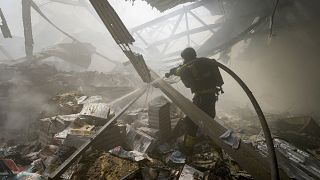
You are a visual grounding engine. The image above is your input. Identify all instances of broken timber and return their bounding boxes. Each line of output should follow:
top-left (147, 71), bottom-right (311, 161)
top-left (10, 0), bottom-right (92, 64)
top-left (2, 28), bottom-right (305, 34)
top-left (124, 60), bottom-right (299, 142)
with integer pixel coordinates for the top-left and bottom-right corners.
top-left (150, 71), bottom-right (289, 180)
top-left (89, 0), bottom-right (152, 83)
top-left (49, 86), bottom-right (148, 179)
top-left (22, 0), bottom-right (34, 60)
top-left (0, 8), bottom-right (12, 38)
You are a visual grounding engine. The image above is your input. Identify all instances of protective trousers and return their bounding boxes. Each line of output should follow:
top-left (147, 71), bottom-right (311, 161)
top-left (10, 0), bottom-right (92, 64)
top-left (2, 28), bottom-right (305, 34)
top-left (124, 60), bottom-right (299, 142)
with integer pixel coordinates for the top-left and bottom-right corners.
top-left (185, 92), bottom-right (216, 137)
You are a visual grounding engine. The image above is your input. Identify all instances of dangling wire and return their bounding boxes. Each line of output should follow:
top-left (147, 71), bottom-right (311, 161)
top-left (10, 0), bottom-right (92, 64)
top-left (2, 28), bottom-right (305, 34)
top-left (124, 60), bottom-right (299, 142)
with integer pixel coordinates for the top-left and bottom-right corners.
top-left (269, 0), bottom-right (280, 38)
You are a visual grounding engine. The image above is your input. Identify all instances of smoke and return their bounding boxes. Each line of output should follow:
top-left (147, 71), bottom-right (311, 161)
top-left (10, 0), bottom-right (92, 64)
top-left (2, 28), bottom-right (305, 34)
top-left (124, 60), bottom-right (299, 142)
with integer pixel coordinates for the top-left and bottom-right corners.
top-left (217, 0), bottom-right (320, 117)
top-left (4, 71), bottom-right (57, 130)
top-left (1, 0), bottom-right (319, 134)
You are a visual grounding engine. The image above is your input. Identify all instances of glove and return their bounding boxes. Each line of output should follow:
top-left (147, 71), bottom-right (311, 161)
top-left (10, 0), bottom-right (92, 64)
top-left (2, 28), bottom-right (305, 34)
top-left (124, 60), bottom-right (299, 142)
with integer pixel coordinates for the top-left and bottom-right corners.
top-left (165, 66), bottom-right (179, 78)
top-left (169, 67), bottom-right (177, 75)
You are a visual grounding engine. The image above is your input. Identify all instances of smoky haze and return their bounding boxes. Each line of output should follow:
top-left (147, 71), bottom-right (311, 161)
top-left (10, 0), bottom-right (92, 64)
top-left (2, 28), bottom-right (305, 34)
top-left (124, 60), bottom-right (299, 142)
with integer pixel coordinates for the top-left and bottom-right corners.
top-left (216, 0), bottom-right (320, 118)
top-left (0, 0), bottom-right (320, 136)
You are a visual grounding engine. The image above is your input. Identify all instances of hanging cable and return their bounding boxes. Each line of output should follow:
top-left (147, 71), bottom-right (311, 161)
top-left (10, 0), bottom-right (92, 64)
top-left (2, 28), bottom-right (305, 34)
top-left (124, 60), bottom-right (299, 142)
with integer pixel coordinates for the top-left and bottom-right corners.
top-left (269, 0), bottom-right (280, 38)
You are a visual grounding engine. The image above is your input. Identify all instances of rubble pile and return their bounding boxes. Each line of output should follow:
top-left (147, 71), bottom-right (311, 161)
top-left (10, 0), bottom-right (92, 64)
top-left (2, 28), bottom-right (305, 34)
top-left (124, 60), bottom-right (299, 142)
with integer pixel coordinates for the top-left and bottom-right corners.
top-left (0, 88), bottom-right (120, 179)
top-left (86, 152), bottom-right (139, 180)
top-left (0, 61), bottom-right (140, 179)
top-left (1, 62), bottom-right (319, 179)
top-left (217, 108), bottom-right (320, 179)
top-left (0, 94), bottom-right (249, 179)
top-left (0, 62), bottom-right (138, 142)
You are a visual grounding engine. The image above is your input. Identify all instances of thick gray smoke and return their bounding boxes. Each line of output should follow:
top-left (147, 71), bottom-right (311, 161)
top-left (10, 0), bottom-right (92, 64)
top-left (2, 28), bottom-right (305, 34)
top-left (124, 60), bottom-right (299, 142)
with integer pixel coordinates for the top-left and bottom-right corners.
top-left (3, 72), bottom-right (56, 130)
top-left (1, 0), bottom-right (319, 135)
top-left (217, 0), bottom-right (320, 117)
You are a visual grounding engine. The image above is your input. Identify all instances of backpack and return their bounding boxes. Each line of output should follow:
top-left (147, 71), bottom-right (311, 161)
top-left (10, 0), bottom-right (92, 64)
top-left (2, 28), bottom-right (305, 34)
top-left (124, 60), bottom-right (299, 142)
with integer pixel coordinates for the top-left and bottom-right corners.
top-left (179, 58), bottom-right (224, 94)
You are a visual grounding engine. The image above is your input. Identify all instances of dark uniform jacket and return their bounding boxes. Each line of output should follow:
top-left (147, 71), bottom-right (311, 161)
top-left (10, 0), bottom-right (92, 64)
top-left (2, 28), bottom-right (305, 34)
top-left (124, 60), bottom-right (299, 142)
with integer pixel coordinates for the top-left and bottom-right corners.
top-left (176, 58), bottom-right (224, 94)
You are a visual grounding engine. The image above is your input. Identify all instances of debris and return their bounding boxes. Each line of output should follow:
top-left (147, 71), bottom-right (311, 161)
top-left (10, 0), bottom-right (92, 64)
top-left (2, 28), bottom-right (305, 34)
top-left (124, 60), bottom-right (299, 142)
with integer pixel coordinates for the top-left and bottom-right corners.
top-left (77, 96), bottom-right (103, 104)
top-left (179, 164), bottom-right (204, 180)
top-left (42, 42), bottom-right (96, 68)
top-left (109, 146), bottom-right (149, 162)
top-left (123, 112), bottom-right (139, 124)
top-left (39, 117), bottom-right (68, 146)
top-left (63, 134), bottom-right (90, 149)
top-left (148, 96), bottom-right (172, 141)
top-left (80, 103), bottom-right (111, 120)
top-left (207, 159), bottom-right (233, 180)
top-left (126, 125), bottom-right (155, 153)
top-left (86, 152), bottom-right (139, 180)
top-left (141, 167), bottom-right (160, 179)
top-left (132, 118), bottom-right (149, 128)
top-left (93, 124), bottom-right (125, 151)
top-left (69, 124), bottom-right (94, 137)
top-left (219, 130), bottom-right (240, 149)
top-left (169, 150), bottom-right (186, 164)
top-left (44, 145), bottom-right (77, 174)
top-left (253, 134), bottom-right (320, 180)
top-left (137, 126), bottom-right (159, 137)
top-left (15, 171), bottom-right (45, 180)
top-left (52, 92), bottom-right (84, 115)
top-left (158, 143), bottom-right (174, 154)
top-left (30, 159), bottom-right (46, 174)
top-left (190, 140), bottom-right (221, 169)
top-left (1, 47), bottom-right (318, 180)
top-left (140, 167), bottom-right (174, 180)
top-left (2, 159), bottom-right (25, 174)
top-left (270, 116), bottom-right (320, 149)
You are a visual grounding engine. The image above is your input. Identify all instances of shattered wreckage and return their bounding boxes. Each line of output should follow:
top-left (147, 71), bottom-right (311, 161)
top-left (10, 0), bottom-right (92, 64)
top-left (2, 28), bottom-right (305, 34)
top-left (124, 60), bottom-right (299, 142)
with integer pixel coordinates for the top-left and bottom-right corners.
top-left (1, 0), bottom-right (320, 180)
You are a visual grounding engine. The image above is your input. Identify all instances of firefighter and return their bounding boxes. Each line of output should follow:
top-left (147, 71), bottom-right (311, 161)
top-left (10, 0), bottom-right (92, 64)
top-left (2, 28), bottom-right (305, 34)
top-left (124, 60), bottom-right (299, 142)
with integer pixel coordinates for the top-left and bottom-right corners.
top-left (165, 47), bottom-right (224, 150)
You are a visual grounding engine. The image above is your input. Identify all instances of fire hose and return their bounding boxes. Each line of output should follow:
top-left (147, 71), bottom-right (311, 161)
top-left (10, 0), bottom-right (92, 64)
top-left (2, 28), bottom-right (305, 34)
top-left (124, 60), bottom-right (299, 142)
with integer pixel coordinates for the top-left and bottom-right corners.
top-left (216, 62), bottom-right (280, 180)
